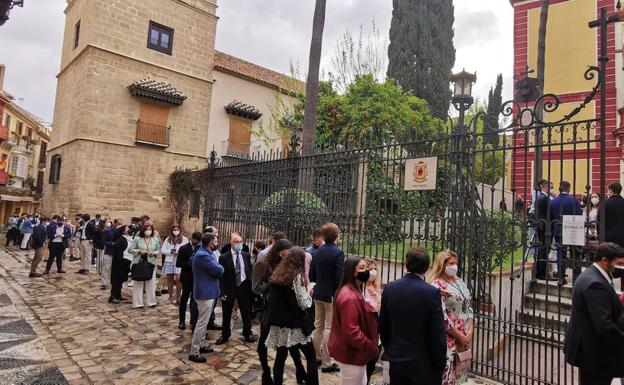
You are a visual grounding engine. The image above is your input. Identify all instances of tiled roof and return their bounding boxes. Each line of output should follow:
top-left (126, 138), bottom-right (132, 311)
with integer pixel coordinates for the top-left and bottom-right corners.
top-left (128, 78), bottom-right (187, 105)
top-left (214, 51), bottom-right (304, 96)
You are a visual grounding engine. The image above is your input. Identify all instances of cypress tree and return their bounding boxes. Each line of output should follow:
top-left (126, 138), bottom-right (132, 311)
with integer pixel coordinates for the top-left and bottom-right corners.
top-left (387, 0), bottom-right (455, 119)
top-left (485, 74), bottom-right (503, 147)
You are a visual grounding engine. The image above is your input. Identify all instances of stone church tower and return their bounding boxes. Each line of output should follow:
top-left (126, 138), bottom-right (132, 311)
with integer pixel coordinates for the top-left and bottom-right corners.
top-left (43, 0), bottom-right (217, 229)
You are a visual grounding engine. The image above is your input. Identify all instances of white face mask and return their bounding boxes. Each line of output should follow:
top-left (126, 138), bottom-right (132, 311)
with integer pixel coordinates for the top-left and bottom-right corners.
top-left (144, 230), bottom-right (153, 237)
top-left (369, 269), bottom-right (378, 282)
top-left (591, 197), bottom-right (600, 206)
top-left (445, 264), bottom-right (458, 277)
top-left (172, 230), bottom-right (180, 236)
top-left (105, 222), bottom-right (112, 228)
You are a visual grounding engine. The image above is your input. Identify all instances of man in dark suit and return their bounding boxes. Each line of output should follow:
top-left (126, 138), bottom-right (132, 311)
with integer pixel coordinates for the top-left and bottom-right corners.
top-left (379, 247), bottom-right (446, 385)
top-left (550, 181), bottom-right (583, 283)
top-left (44, 216), bottom-right (72, 275)
top-left (310, 223), bottom-right (345, 373)
top-left (564, 242), bottom-right (624, 385)
top-left (534, 179), bottom-right (551, 280)
top-left (602, 182), bottom-right (624, 248)
top-left (177, 232), bottom-right (201, 331)
top-left (216, 232), bottom-right (254, 344)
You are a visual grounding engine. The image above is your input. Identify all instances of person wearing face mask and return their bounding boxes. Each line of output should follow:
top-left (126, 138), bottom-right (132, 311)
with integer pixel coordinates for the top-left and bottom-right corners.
top-left (328, 256), bottom-right (379, 385)
top-left (217, 232), bottom-right (255, 345)
top-left (177, 232), bottom-right (202, 330)
top-left (161, 225), bottom-right (188, 305)
top-left (109, 225), bottom-right (133, 304)
top-left (29, 217), bottom-right (50, 277)
top-left (306, 228), bottom-right (324, 254)
top-left (98, 219), bottom-right (116, 290)
top-left (129, 224), bottom-right (161, 309)
top-left (363, 260), bottom-right (381, 384)
top-left (43, 216), bottom-right (72, 275)
top-left (429, 250), bottom-right (473, 385)
top-left (564, 242), bottom-right (624, 385)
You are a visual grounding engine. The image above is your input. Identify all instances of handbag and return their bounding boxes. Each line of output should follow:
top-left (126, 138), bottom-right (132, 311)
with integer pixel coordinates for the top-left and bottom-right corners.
top-left (454, 348), bottom-right (472, 373)
top-left (131, 255), bottom-right (155, 281)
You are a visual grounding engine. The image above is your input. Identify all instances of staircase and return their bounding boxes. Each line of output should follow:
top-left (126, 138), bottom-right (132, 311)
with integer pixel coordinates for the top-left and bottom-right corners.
top-left (516, 279), bottom-right (573, 344)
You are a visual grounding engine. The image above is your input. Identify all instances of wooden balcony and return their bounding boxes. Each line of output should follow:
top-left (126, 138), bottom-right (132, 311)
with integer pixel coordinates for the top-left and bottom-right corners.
top-left (135, 120), bottom-right (170, 148)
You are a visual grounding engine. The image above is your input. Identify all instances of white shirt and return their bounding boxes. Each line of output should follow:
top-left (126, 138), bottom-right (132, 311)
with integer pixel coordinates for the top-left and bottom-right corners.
top-left (232, 250), bottom-right (247, 283)
top-left (161, 236), bottom-right (189, 262)
top-left (52, 225), bottom-right (64, 243)
top-left (256, 244), bottom-right (272, 263)
top-left (593, 263), bottom-right (612, 286)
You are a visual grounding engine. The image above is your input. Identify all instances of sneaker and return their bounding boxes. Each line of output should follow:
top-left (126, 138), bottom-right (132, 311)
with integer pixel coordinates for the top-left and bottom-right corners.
top-left (28, 272), bottom-right (42, 278)
top-left (321, 363), bottom-right (340, 373)
top-left (188, 354), bottom-right (207, 363)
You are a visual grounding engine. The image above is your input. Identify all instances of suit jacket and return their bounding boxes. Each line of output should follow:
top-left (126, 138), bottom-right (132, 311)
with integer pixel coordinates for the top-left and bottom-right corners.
top-left (31, 224), bottom-right (48, 249)
top-left (601, 195), bottom-right (624, 248)
top-left (46, 223), bottom-right (72, 249)
top-left (550, 193), bottom-right (582, 237)
top-left (192, 247), bottom-right (224, 300)
top-left (219, 250), bottom-right (253, 299)
top-left (564, 265), bottom-right (624, 377)
top-left (379, 274), bottom-right (446, 375)
top-left (309, 242), bottom-right (345, 303)
top-left (176, 242), bottom-right (196, 285)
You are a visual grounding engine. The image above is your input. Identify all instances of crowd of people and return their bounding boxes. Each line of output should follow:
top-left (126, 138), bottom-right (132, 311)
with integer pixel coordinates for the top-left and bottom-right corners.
top-left (8, 215), bottom-right (479, 385)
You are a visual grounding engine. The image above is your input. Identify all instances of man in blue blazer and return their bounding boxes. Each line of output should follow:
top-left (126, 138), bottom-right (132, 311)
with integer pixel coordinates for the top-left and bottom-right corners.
top-left (44, 216), bottom-right (72, 275)
top-left (309, 223), bottom-right (345, 373)
top-left (379, 247), bottom-right (446, 385)
top-left (189, 233), bottom-right (224, 363)
top-left (550, 181), bottom-right (583, 282)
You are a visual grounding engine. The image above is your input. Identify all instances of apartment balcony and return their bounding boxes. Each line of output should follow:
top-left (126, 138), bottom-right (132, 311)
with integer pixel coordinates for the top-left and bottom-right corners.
top-left (135, 120), bottom-right (170, 148)
top-left (221, 140), bottom-right (261, 158)
top-left (0, 123), bottom-right (8, 143)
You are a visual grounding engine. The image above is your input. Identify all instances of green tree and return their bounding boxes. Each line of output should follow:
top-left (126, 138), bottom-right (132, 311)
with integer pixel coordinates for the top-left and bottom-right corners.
top-left (485, 74), bottom-right (503, 147)
top-left (387, 0), bottom-right (455, 119)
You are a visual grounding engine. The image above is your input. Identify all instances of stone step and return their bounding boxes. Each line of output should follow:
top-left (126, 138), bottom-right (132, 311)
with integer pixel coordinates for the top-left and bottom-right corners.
top-left (517, 309), bottom-right (569, 333)
top-left (523, 292), bottom-right (572, 315)
top-left (531, 279), bottom-right (573, 299)
top-left (513, 323), bottom-right (566, 344)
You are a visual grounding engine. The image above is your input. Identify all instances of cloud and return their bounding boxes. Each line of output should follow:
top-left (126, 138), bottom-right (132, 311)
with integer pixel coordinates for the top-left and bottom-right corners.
top-left (0, 0), bottom-right (514, 122)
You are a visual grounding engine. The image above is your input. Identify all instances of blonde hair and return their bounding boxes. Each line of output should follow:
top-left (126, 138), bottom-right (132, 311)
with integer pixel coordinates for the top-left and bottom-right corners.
top-left (428, 250), bottom-right (458, 282)
top-left (365, 259), bottom-right (381, 290)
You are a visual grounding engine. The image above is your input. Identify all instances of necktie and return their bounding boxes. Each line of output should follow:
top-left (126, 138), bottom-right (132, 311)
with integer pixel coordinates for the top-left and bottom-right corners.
top-left (235, 253), bottom-right (242, 287)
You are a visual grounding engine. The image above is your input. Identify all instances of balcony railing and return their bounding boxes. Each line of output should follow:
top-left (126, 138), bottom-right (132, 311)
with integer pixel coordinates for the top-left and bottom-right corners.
top-left (135, 120), bottom-right (170, 148)
top-left (221, 140), bottom-right (261, 158)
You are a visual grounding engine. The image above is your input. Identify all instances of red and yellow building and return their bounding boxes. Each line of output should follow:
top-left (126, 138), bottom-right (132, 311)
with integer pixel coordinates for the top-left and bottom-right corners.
top-left (510, 0), bottom-right (622, 196)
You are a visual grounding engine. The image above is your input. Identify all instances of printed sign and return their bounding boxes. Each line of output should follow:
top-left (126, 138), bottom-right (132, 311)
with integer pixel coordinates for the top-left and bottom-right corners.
top-left (404, 157), bottom-right (438, 191)
top-left (562, 215), bottom-right (586, 246)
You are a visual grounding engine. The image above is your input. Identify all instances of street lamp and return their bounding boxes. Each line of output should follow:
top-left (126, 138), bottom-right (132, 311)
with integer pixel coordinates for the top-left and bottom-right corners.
top-left (0, 0), bottom-right (24, 27)
top-left (451, 69), bottom-right (477, 128)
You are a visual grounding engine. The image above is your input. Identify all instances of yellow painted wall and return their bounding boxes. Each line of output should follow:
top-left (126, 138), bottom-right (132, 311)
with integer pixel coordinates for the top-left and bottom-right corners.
top-left (542, 159), bottom-right (590, 194)
top-left (527, 101), bottom-right (596, 148)
top-left (528, 0), bottom-right (597, 95)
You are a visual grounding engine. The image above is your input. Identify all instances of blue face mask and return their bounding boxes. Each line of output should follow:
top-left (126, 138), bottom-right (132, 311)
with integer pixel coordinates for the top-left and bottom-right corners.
top-left (233, 244), bottom-right (243, 253)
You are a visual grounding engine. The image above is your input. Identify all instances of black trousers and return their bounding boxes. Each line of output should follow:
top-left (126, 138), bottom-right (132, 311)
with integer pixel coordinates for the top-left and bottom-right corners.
top-left (579, 370), bottom-right (612, 385)
top-left (536, 228), bottom-right (548, 278)
top-left (272, 341), bottom-right (318, 385)
top-left (179, 279), bottom-right (198, 326)
top-left (257, 323), bottom-right (308, 382)
top-left (110, 258), bottom-right (131, 300)
top-left (5, 228), bottom-right (18, 246)
top-left (221, 280), bottom-right (252, 338)
top-left (366, 349), bottom-right (381, 384)
top-left (45, 243), bottom-right (65, 272)
top-left (389, 360), bottom-right (442, 385)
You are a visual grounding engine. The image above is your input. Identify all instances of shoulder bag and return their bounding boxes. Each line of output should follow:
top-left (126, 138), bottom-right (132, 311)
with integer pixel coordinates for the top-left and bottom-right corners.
top-left (131, 255), bottom-right (155, 281)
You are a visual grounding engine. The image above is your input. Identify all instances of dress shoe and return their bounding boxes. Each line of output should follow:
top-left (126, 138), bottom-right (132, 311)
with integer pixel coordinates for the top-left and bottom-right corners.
top-left (28, 272), bottom-right (42, 278)
top-left (58, 270), bottom-right (66, 274)
top-left (75, 269), bottom-right (88, 275)
top-left (69, 256), bottom-right (80, 262)
top-left (188, 354), bottom-right (207, 363)
top-left (199, 346), bottom-right (214, 354)
top-left (243, 335), bottom-right (257, 344)
top-left (108, 297), bottom-right (120, 304)
top-left (215, 337), bottom-right (229, 345)
top-left (178, 323), bottom-right (186, 330)
top-left (42, 270), bottom-right (49, 275)
top-left (321, 363), bottom-right (340, 373)
top-left (206, 323), bottom-right (221, 330)
top-left (149, 304), bottom-right (157, 309)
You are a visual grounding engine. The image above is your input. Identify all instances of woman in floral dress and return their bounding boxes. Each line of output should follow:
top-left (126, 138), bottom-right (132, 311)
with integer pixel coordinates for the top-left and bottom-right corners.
top-left (429, 250), bottom-right (474, 385)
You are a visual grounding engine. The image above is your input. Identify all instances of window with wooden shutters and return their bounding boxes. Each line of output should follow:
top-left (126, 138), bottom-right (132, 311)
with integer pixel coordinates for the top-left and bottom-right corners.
top-left (136, 102), bottom-right (170, 147)
top-left (227, 116), bottom-right (252, 156)
top-left (49, 154), bottom-right (61, 184)
top-left (189, 190), bottom-right (201, 219)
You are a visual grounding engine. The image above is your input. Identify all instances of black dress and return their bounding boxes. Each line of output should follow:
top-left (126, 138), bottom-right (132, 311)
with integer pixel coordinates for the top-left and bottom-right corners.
top-left (110, 236), bottom-right (131, 300)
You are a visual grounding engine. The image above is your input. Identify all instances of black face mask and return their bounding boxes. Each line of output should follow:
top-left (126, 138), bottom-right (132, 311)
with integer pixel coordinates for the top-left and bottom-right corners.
top-left (612, 265), bottom-right (624, 279)
top-left (356, 270), bottom-right (370, 283)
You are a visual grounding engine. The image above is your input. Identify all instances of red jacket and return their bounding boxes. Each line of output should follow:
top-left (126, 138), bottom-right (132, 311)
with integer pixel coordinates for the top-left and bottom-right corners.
top-left (328, 284), bottom-right (379, 365)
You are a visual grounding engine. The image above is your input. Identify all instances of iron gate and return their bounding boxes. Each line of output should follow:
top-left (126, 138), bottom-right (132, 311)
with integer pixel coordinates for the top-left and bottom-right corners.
top-left (199, 31), bottom-right (611, 385)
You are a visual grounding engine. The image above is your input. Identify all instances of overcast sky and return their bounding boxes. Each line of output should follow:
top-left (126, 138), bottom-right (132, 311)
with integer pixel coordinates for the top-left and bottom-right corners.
top-left (0, 0), bottom-right (513, 123)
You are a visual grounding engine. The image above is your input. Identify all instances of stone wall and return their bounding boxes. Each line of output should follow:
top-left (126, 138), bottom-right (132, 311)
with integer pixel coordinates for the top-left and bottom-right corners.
top-left (44, 0), bottom-right (218, 232)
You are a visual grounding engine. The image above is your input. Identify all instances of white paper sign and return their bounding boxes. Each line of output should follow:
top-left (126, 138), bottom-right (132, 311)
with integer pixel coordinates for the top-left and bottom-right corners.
top-left (404, 157), bottom-right (438, 191)
top-left (562, 215), bottom-right (586, 246)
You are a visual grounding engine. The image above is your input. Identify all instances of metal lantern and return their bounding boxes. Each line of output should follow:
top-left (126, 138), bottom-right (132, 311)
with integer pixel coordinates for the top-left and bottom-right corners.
top-left (0, 0), bottom-right (24, 26)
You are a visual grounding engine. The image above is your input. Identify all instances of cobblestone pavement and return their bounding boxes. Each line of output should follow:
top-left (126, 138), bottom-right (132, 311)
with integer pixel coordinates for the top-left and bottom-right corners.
top-left (0, 245), bottom-right (500, 385)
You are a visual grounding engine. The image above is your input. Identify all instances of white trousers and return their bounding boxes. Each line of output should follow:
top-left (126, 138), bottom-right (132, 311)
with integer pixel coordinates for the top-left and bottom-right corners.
top-left (132, 271), bottom-right (156, 308)
top-left (21, 233), bottom-right (31, 249)
top-left (100, 253), bottom-right (112, 287)
top-left (189, 299), bottom-right (216, 356)
top-left (339, 363), bottom-right (367, 385)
